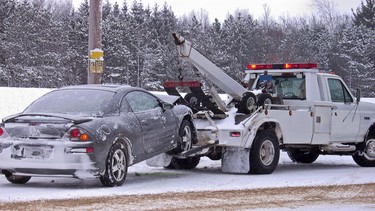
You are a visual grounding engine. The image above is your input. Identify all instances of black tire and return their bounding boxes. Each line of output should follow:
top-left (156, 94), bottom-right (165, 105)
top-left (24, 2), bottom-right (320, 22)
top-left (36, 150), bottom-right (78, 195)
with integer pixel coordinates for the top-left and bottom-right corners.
top-left (165, 119), bottom-right (200, 170)
top-left (5, 174), bottom-right (31, 184)
top-left (207, 147), bottom-right (222, 160)
top-left (238, 92), bottom-right (257, 114)
top-left (170, 120), bottom-right (194, 154)
top-left (165, 156), bottom-right (200, 170)
top-left (100, 142), bottom-right (128, 187)
top-left (287, 149), bottom-right (320, 163)
top-left (250, 130), bottom-right (279, 174)
top-left (257, 94), bottom-right (273, 108)
top-left (184, 93), bottom-right (200, 108)
top-left (352, 139), bottom-right (375, 167)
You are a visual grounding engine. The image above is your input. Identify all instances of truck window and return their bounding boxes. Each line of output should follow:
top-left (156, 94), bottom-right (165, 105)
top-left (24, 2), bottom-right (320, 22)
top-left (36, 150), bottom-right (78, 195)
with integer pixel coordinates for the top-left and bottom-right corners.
top-left (256, 75), bottom-right (306, 100)
top-left (327, 78), bottom-right (353, 103)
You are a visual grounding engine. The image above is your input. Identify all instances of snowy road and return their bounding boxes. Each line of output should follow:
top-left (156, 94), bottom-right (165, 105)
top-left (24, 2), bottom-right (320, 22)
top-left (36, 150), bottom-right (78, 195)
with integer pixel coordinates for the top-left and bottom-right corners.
top-left (1, 153), bottom-right (375, 210)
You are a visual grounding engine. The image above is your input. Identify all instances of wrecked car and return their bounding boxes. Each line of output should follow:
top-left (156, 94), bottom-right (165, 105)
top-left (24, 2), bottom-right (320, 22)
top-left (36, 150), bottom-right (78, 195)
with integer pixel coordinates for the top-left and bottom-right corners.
top-left (0, 85), bottom-right (195, 187)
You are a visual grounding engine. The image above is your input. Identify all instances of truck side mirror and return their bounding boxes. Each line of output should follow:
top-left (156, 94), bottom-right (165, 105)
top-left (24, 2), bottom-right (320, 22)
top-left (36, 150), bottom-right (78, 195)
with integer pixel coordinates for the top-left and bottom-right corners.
top-left (356, 89), bottom-right (361, 103)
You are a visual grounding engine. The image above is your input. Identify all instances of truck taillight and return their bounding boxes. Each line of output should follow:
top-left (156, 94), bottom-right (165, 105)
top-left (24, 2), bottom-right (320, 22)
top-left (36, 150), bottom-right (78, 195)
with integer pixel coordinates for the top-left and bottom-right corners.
top-left (230, 132), bottom-right (241, 137)
top-left (247, 63), bottom-right (317, 70)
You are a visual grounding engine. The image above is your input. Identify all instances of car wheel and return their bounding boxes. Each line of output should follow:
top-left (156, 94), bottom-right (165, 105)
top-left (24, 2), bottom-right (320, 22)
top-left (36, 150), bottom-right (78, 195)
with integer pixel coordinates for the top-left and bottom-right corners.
top-left (165, 157), bottom-right (201, 170)
top-left (250, 130), bottom-right (279, 174)
top-left (100, 142), bottom-right (128, 187)
top-left (5, 174), bottom-right (31, 184)
top-left (353, 138), bottom-right (375, 167)
top-left (238, 92), bottom-right (257, 114)
top-left (287, 148), bottom-right (320, 163)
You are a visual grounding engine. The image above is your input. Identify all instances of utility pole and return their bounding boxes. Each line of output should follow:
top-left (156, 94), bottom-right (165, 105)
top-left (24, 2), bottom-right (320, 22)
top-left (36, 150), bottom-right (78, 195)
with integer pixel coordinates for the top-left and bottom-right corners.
top-left (88, 0), bottom-right (103, 84)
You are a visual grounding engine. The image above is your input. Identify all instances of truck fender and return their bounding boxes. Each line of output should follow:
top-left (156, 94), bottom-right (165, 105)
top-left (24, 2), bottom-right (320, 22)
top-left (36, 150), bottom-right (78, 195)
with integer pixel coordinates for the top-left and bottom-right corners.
top-left (243, 118), bottom-right (283, 149)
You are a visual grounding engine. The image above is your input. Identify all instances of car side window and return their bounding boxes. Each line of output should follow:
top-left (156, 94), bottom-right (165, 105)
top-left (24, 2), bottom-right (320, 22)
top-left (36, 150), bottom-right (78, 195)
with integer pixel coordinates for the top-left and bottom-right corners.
top-left (327, 78), bottom-right (353, 103)
top-left (120, 97), bottom-right (132, 113)
top-left (124, 91), bottom-right (160, 112)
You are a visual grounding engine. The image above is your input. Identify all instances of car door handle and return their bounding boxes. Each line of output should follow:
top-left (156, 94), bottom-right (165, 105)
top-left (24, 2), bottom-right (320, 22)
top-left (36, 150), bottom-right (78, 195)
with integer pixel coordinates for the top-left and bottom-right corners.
top-left (141, 120), bottom-right (148, 126)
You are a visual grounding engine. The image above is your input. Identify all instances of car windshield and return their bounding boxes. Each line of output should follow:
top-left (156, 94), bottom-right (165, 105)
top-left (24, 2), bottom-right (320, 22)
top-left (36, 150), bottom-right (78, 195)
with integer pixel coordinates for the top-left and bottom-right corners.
top-left (24, 89), bottom-right (115, 116)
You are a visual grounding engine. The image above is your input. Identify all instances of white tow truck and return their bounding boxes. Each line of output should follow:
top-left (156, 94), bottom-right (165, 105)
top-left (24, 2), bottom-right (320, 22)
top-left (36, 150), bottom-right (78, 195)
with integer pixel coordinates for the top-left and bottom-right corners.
top-left (148, 33), bottom-right (375, 174)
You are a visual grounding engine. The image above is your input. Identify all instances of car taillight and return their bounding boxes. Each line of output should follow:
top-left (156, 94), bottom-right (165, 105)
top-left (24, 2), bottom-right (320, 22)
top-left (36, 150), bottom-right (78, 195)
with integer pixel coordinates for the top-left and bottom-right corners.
top-left (0, 127), bottom-right (3, 137)
top-left (69, 128), bottom-right (90, 142)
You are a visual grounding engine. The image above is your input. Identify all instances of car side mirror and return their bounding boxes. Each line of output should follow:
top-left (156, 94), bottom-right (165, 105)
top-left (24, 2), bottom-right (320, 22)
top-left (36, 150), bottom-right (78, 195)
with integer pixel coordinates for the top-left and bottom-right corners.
top-left (161, 102), bottom-right (174, 111)
top-left (356, 89), bottom-right (361, 103)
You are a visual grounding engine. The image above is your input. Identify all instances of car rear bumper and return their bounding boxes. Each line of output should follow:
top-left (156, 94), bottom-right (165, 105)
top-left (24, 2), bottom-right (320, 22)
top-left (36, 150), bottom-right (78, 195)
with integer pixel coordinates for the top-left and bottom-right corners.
top-left (0, 139), bottom-right (99, 178)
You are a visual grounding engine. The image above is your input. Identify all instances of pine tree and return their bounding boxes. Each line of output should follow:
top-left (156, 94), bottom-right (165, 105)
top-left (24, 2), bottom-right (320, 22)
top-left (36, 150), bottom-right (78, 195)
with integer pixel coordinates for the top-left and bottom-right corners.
top-left (352, 0), bottom-right (375, 29)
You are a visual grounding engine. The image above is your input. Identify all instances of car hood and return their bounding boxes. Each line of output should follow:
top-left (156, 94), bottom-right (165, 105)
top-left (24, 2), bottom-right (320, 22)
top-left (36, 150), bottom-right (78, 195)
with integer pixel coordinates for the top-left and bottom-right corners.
top-left (2, 113), bottom-right (93, 139)
top-left (155, 94), bottom-right (180, 105)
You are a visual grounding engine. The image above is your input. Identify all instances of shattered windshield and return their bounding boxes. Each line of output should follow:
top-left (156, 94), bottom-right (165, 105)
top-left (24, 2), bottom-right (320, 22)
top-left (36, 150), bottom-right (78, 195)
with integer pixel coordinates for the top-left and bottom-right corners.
top-left (24, 89), bottom-right (115, 116)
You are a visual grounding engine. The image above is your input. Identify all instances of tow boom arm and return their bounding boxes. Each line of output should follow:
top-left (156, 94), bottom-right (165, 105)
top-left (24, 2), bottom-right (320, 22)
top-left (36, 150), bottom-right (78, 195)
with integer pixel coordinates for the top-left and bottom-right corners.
top-left (172, 33), bottom-right (247, 101)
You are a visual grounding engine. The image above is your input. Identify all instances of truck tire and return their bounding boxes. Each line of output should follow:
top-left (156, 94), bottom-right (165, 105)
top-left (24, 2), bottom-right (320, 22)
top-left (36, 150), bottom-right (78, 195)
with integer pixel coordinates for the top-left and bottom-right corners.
top-left (250, 130), bottom-right (279, 174)
top-left (257, 94), bottom-right (273, 108)
top-left (352, 138), bottom-right (375, 167)
top-left (287, 149), bottom-right (320, 163)
top-left (239, 92), bottom-right (257, 114)
top-left (164, 157), bottom-right (200, 170)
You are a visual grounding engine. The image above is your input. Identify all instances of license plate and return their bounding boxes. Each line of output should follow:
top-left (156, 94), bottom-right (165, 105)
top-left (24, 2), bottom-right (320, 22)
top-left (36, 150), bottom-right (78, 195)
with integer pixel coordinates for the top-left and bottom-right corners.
top-left (12, 145), bottom-right (54, 160)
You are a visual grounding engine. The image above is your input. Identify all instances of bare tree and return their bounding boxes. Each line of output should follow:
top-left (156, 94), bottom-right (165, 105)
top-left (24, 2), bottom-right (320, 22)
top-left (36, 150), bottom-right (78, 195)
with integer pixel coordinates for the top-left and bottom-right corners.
top-left (311, 0), bottom-right (338, 34)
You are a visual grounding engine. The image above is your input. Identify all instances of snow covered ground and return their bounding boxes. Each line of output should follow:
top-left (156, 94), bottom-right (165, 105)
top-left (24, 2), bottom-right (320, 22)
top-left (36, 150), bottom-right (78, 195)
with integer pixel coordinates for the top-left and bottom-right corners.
top-left (0, 87), bottom-right (375, 210)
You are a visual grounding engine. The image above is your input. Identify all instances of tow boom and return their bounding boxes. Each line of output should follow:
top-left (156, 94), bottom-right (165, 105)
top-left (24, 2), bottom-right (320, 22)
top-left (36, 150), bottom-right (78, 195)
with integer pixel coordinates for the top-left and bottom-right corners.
top-left (172, 33), bottom-right (247, 101)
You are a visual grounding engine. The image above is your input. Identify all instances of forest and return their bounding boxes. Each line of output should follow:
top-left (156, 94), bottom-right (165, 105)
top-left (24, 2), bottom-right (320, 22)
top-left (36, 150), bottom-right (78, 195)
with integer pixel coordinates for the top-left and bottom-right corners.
top-left (0, 0), bottom-right (374, 96)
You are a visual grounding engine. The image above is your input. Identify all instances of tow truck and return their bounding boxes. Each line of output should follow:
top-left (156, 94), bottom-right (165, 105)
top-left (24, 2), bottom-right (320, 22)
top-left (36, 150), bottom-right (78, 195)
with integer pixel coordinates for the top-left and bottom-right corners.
top-left (148, 33), bottom-right (375, 174)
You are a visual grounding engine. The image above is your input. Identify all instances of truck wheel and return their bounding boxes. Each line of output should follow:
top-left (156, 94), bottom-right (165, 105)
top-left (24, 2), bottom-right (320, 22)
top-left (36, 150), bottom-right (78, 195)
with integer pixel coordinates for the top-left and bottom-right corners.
top-left (100, 142), bottom-right (128, 187)
top-left (353, 138), bottom-right (375, 167)
top-left (287, 149), bottom-right (320, 163)
top-left (184, 93), bottom-right (200, 108)
top-left (257, 94), bottom-right (273, 108)
top-left (5, 174), bottom-right (31, 184)
top-left (164, 157), bottom-right (200, 170)
top-left (239, 92), bottom-right (257, 114)
top-left (250, 130), bottom-right (279, 174)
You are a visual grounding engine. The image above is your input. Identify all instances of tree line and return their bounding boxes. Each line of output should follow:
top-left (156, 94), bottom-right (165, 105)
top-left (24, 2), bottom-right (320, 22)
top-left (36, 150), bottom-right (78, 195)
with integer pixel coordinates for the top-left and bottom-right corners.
top-left (0, 0), bottom-right (374, 96)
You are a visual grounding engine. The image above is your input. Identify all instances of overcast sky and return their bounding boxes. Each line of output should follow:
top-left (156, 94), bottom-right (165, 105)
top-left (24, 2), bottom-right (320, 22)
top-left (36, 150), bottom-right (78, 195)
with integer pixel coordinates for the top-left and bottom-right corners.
top-left (72, 0), bottom-right (363, 22)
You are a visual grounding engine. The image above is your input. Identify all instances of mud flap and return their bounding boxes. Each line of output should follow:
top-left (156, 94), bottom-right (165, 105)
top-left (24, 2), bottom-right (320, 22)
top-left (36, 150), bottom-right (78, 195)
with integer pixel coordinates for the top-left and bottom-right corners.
top-left (146, 153), bottom-right (173, 167)
top-left (221, 147), bottom-right (250, 174)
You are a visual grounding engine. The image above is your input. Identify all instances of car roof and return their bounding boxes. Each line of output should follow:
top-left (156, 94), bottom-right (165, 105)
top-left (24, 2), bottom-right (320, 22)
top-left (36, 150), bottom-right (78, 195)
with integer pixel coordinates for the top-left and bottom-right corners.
top-left (58, 84), bottom-right (137, 93)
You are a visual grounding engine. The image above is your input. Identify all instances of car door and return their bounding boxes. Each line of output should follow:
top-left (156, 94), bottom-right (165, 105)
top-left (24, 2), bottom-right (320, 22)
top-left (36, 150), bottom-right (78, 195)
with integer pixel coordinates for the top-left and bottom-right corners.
top-left (118, 97), bottom-right (144, 160)
top-left (124, 91), bottom-right (171, 154)
top-left (327, 78), bottom-right (360, 142)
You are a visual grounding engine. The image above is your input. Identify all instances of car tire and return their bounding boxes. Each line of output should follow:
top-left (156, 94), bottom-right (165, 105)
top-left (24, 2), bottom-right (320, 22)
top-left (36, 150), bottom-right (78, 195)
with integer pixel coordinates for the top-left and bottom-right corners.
top-left (238, 92), bottom-right (257, 114)
top-left (287, 149), bottom-right (320, 163)
top-left (353, 138), bottom-right (375, 167)
top-left (5, 174), bottom-right (31, 184)
top-left (249, 130), bottom-right (279, 174)
top-left (165, 119), bottom-right (200, 170)
top-left (100, 142), bottom-right (128, 187)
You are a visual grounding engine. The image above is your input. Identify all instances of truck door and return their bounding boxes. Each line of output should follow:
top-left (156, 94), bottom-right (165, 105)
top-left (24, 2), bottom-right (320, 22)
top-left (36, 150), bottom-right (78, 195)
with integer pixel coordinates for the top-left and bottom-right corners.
top-left (327, 78), bottom-right (360, 142)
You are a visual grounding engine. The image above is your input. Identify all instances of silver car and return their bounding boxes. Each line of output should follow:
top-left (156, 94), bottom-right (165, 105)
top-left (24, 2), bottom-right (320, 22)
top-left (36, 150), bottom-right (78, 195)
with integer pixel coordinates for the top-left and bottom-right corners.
top-left (0, 85), bottom-right (196, 187)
